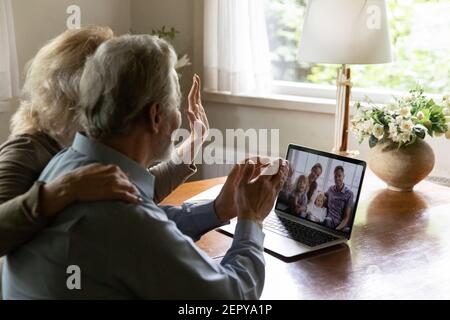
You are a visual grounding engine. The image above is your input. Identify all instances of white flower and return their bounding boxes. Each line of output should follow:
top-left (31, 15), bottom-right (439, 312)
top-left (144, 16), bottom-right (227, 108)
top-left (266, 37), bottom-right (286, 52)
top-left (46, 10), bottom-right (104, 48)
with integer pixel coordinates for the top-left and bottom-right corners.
top-left (399, 133), bottom-right (412, 143)
top-left (400, 120), bottom-right (414, 134)
top-left (372, 124), bottom-right (385, 140)
top-left (388, 122), bottom-right (397, 133)
top-left (351, 120), bottom-right (359, 133)
top-left (444, 95), bottom-right (450, 108)
top-left (417, 111), bottom-right (425, 120)
top-left (358, 132), bottom-right (368, 142)
top-left (351, 115), bottom-right (363, 124)
top-left (443, 108), bottom-right (450, 116)
top-left (404, 96), bottom-right (412, 103)
top-left (361, 104), bottom-right (372, 112)
top-left (384, 114), bottom-right (394, 124)
top-left (363, 119), bottom-right (374, 133)
top-left (388, 122), bottom-right (399, 141)
top-left (356, 109), bottom-right (365, 118)
top-left (399, 106), bottom-right (411, 117)
top-left (391, 132), bottom-right (400, 142)
top-left (353, 121), bottom-right (363, 135)
top-left (386, 103), bottom-right (398, 112)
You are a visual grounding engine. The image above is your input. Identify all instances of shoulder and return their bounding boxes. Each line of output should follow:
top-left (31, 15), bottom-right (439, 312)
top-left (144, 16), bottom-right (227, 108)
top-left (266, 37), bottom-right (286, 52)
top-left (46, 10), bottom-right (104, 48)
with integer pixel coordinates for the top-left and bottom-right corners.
top-left (0, 134), bottom-right (61, 201)
top-left (0, 135), bottom-right (37, 159)
top-left (0, 133), bottom-right (60, 155)
top-left (0, 134), bottom-right (60, 171)
top-left (344, 186), bottom-right (354, 197)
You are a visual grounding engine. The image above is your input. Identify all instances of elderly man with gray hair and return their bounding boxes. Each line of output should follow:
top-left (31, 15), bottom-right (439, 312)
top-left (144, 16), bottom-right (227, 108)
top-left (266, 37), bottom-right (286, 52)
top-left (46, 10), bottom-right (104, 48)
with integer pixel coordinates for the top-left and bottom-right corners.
top-left (3, 34), bottom-right (288, 299)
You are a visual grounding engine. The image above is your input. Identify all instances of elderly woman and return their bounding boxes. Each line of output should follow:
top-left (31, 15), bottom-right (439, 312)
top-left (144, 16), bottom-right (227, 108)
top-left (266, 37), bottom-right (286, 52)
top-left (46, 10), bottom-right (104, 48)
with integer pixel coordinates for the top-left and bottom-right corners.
top-left (0, 27), bottom-right (208, 288)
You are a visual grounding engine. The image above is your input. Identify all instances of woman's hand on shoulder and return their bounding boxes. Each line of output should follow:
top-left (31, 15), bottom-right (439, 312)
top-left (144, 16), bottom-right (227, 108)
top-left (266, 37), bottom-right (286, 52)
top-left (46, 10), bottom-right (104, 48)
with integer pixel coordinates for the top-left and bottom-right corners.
top-left (40, 163), bottom-right (142, 217)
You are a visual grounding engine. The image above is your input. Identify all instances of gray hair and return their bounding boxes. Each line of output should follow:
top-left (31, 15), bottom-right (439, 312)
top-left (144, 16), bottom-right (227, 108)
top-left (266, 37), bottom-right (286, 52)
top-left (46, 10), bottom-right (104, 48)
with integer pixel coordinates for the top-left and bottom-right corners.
top-left (79, 34), bottom-right (181, 139)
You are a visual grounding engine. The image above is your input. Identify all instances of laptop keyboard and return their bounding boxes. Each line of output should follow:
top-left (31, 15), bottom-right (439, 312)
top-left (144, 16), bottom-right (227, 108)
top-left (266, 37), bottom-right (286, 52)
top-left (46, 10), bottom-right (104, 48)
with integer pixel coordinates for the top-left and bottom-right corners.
top-left (263, 214), bottom-right (338, 247)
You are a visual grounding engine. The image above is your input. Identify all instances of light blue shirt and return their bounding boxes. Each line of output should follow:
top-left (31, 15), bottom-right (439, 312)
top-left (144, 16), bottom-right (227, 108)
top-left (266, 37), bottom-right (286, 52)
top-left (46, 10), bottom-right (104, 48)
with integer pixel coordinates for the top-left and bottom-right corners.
top-left (3, 133), bottom-right (265, 299)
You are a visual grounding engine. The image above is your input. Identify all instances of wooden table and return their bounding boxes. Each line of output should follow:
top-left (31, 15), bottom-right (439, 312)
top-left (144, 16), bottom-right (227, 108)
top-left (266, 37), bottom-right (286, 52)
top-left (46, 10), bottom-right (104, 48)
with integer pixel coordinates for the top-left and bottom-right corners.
top-left (161, 170), bottom-right (450, 299)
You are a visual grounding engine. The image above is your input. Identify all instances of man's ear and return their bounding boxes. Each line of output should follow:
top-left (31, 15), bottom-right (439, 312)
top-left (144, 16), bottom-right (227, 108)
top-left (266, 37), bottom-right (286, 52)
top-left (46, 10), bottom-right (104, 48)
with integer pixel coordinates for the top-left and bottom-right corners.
top-left (147, 102), bottom-right (161, 134)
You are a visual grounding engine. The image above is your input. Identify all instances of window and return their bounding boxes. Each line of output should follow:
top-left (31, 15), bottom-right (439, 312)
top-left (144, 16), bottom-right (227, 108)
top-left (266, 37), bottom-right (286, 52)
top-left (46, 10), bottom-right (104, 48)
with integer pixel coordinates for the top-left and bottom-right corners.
top-left (265, 0), bottom-right (450, 96)
top-left (0, 0), bottom-right (19, 101)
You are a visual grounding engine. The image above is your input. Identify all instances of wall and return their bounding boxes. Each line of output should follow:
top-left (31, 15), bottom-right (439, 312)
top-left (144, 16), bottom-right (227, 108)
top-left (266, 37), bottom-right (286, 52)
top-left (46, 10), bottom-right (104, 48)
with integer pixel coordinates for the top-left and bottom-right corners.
top-left (129, 0), bottom-right (450, 180)
top-left (130, 0), bottom-right (196, 115)
top-left (0, 0), bottom-right (131, 142)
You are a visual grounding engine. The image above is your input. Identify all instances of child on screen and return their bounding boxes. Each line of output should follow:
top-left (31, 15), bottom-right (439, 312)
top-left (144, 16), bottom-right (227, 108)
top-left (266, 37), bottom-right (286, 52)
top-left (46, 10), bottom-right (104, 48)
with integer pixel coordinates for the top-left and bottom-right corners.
top-left (289, 175), bottom-right (308, 217)
top-left (306, 193), bottom-right (327, 223)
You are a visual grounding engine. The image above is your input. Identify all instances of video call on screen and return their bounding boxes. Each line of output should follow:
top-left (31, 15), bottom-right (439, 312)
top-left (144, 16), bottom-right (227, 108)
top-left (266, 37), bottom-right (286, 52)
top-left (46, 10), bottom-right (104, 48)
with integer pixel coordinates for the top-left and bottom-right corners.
top-left (276, 149), bottom-right (364, 234)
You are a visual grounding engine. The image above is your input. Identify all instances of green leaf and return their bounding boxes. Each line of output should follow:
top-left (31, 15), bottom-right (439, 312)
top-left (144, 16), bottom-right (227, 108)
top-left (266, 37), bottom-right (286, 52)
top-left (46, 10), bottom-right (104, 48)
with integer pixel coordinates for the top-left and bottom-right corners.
top-left (413, 125), bottom-right (427, 139)
top-left (369, 135), bottom-right (378, 148)
top-left (426, 99), bottom-right (435, 108)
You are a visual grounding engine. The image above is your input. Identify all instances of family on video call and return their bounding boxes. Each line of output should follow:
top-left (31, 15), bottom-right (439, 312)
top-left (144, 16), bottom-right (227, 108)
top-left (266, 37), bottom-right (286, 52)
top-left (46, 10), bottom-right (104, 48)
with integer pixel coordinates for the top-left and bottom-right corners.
top-left (278, 159), bottom-right (355, 232)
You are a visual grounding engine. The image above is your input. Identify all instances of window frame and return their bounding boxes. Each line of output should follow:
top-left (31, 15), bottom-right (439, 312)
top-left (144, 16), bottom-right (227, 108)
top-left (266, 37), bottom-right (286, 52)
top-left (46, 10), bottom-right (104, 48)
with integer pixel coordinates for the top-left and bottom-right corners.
top-left (195, 0), bottom-right (445, 113)
top-left (271, 80), bottom-right (444, 105)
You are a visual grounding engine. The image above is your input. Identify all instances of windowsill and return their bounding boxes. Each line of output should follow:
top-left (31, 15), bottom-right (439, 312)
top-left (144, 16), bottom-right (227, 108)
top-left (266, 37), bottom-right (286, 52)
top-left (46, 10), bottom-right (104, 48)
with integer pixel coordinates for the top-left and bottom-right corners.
top-left (203, 90), bottom-right (357, 115)
top-left (203, 80), bottom-right (444, 115)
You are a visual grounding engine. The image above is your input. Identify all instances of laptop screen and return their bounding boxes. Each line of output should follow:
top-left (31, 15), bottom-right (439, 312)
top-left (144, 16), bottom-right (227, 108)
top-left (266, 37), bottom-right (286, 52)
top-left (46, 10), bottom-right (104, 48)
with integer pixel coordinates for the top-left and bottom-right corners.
top-left (275, 144), bottom-right (366, 239)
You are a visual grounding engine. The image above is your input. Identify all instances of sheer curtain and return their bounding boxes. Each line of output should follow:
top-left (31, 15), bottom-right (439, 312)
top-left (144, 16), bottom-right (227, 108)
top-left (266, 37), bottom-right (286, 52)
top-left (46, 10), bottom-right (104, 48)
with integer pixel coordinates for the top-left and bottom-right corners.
top-left (204, 0), bottom-right (272, 95)
top-left (0, 0), bottom-right (19, 100)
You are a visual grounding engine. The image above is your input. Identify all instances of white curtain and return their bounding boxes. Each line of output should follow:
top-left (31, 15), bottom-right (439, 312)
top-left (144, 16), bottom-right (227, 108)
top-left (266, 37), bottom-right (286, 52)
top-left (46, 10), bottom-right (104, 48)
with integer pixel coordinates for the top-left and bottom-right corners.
top-left (204, 0), bottom-right (272, 95)
top-left (0, 0), bottom-right (19, 100)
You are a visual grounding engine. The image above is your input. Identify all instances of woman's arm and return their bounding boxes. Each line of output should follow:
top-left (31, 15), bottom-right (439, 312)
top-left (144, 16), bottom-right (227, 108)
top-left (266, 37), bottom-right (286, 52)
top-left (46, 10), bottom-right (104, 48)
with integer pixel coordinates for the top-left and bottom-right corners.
top-left (0, 163), bottom-right (141, 257)
top-left (149, 160), bottom-right (196, 203)
top-left (0, 182), bottom-right (48, 257)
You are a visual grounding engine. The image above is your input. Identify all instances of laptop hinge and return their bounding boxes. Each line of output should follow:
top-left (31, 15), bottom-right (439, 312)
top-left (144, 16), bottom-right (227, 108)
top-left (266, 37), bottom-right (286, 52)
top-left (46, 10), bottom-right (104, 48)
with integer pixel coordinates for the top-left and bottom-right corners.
top-left (274, 210), bottom-right (346, 239)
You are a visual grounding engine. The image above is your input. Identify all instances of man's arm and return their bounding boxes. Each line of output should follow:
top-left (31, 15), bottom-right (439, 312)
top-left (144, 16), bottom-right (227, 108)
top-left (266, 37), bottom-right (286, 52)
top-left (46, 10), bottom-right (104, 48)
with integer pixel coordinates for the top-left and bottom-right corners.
top-left (336, 206), bottom-right (351, 230)
top-left (111, 205), bottom-right (265, 299)
top-left (336, 191), bottom-right (354, 230)
top-left (160, 201), bottom-right (227, 242)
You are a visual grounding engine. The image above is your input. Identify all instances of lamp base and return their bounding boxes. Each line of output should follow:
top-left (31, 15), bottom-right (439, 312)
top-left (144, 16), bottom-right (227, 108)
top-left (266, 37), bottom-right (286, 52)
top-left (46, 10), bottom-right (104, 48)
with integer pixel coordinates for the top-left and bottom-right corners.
top-left (334, 65), bottom-right (353, 154)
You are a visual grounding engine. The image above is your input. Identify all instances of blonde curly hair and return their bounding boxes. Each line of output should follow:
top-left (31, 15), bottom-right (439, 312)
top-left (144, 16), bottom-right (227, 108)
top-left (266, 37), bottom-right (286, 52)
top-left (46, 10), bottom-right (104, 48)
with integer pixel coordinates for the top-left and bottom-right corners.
top-left (10, 26), bottom-right (114, 146)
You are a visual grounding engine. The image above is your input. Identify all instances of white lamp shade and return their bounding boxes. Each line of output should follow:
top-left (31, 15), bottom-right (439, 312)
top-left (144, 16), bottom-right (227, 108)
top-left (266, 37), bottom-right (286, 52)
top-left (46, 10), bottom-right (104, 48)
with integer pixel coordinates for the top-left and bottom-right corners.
top-left (299, 0), bottom-right (392, 64)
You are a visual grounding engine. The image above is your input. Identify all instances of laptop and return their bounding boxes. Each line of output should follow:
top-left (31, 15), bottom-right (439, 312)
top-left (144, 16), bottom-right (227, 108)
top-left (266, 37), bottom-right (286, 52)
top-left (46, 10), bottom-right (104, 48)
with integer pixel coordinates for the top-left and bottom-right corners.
top-left (217, 144), bottom-right (366, 258)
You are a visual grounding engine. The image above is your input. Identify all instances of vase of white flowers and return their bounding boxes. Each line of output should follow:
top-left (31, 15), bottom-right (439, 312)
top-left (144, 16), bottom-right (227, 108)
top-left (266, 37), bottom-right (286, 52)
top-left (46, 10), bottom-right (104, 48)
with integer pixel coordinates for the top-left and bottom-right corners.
top-left (351, 88), bottom-right (450, 192)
